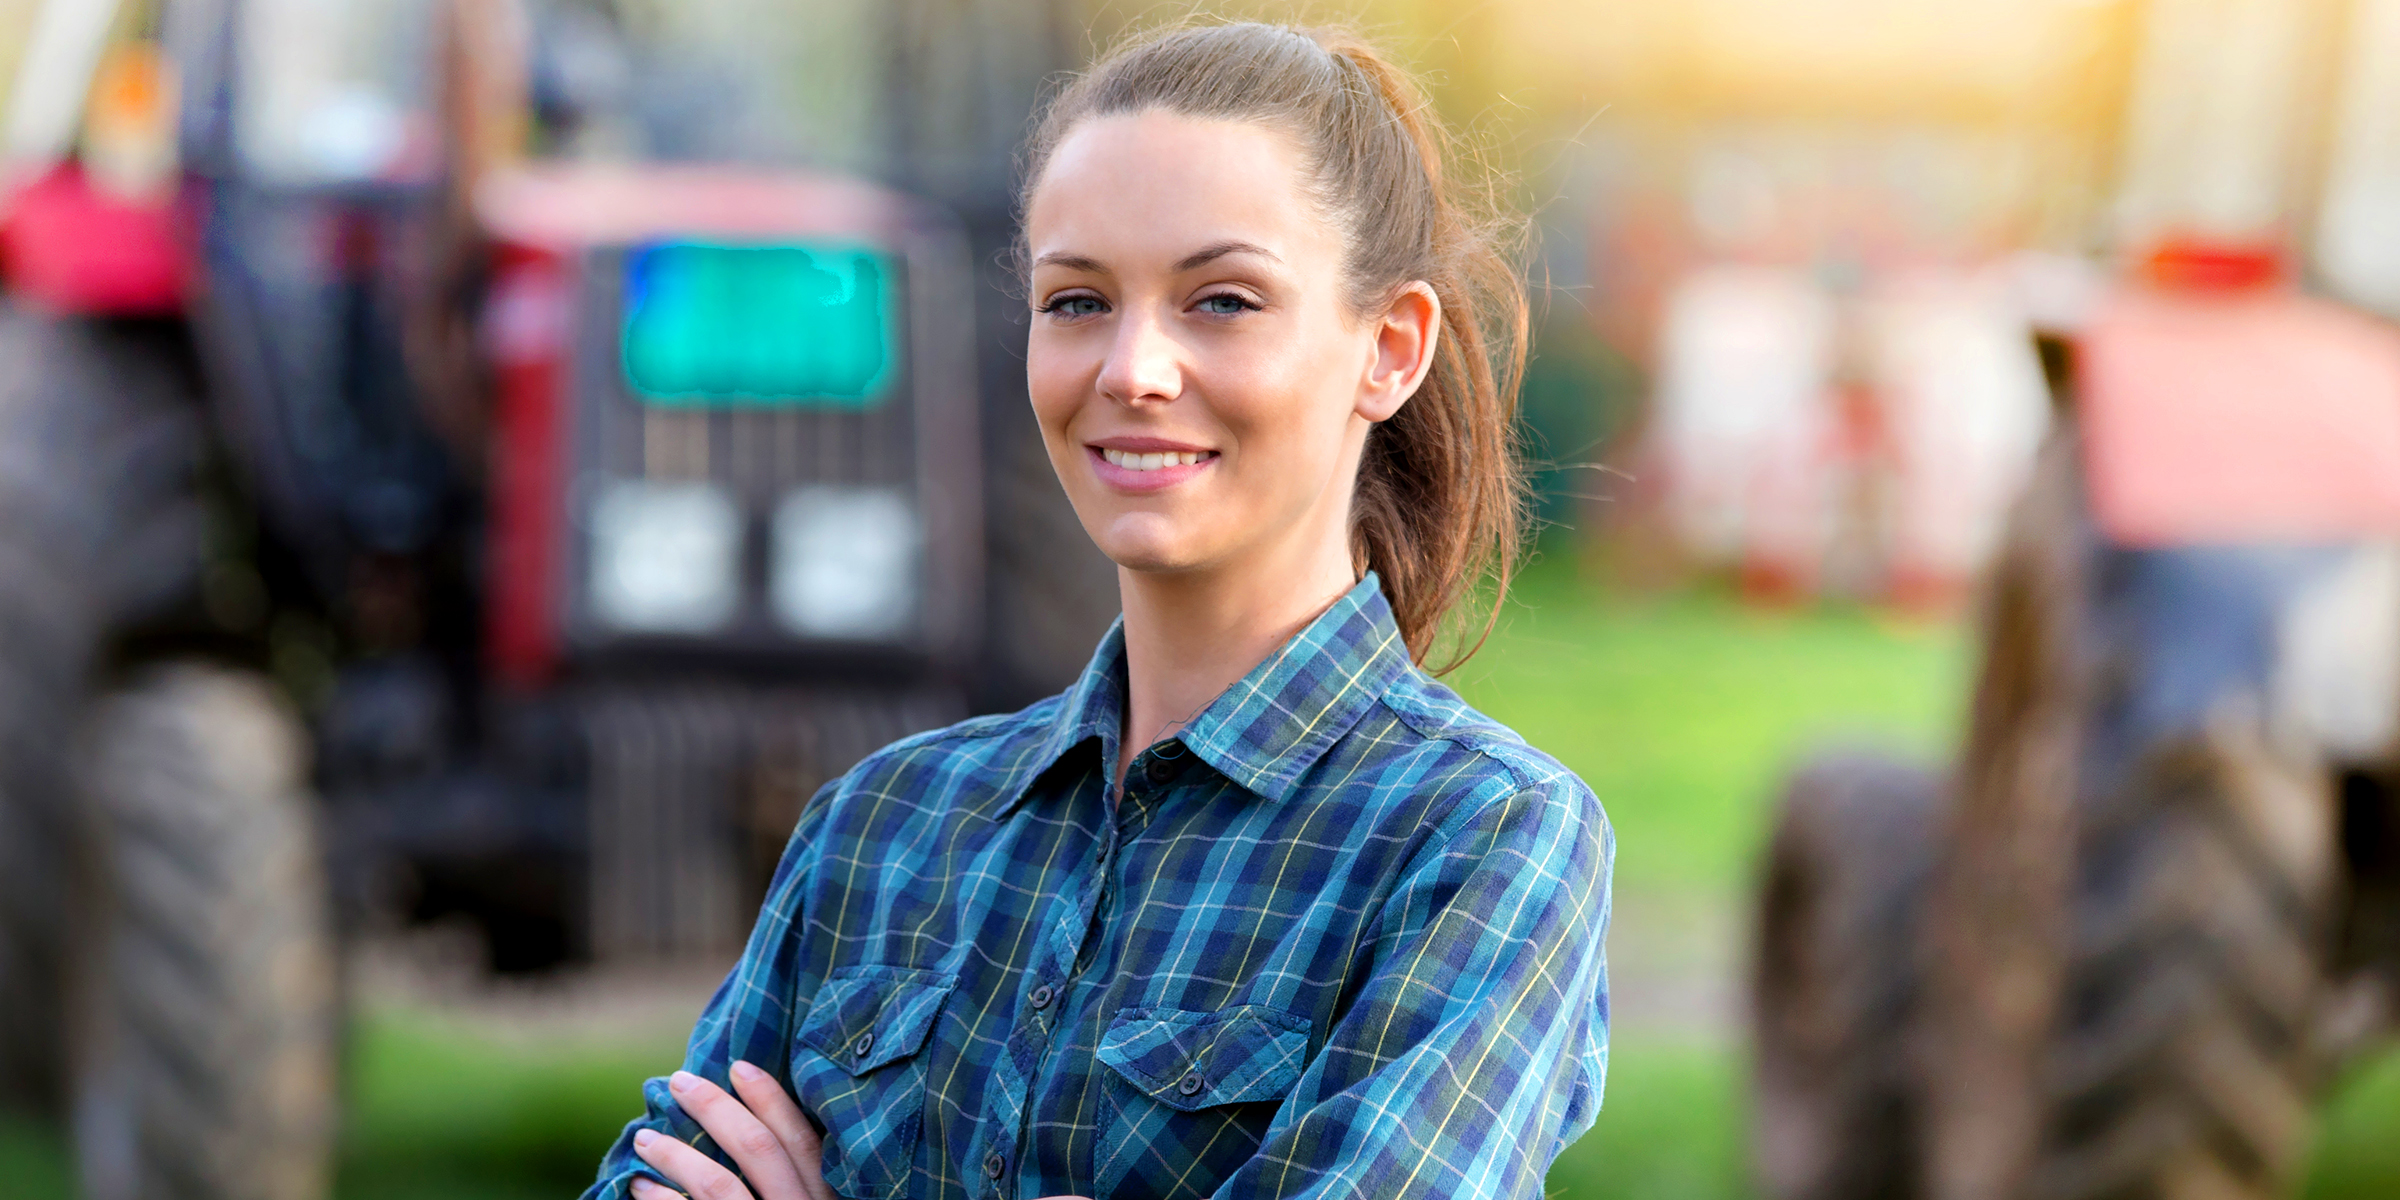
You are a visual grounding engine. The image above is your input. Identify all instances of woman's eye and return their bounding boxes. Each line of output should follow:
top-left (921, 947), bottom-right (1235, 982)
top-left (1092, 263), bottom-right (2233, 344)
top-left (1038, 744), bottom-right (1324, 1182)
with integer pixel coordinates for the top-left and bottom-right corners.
top-left (1197, 294), bottom-right (1257, 316)
top-left (1042, 295), bottom-right (1107, 319)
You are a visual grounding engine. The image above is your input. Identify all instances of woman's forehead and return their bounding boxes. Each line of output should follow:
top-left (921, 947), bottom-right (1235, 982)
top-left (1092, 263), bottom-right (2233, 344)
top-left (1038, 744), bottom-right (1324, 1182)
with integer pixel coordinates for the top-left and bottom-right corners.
top-left (1025, 111), bottom-right (1340, 271)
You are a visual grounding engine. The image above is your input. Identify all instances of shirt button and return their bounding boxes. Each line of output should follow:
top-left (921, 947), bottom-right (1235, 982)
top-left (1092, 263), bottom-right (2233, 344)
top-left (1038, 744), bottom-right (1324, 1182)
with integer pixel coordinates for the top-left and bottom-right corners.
top-left (983, 1151), bottom-right (1006, 1179)
top-left (1028, 984), bottom-right (1054, 1010)
top-left (851, 1032), bottom-right (874, 1058)
top-left (1177, 1070), bottom-right (1204, 1096)
top-left (1145, 755), bottom-right (1174, 784)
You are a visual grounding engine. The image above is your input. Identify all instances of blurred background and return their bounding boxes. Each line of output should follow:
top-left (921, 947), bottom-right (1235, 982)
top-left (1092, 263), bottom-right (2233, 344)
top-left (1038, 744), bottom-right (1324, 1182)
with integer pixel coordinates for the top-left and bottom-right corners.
top-left (1, 0), bottom-right (2399, 1198)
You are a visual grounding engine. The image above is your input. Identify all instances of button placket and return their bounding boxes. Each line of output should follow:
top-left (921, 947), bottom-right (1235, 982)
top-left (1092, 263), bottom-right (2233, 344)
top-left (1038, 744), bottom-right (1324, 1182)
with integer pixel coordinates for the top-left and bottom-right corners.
top-left (983, 782), bottom-right (1120, 1200)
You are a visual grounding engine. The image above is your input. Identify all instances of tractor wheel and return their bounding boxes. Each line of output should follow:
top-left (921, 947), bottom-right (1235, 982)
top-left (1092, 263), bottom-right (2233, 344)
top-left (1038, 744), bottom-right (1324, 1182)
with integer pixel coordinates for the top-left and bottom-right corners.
top-left (1752, 751), bottom-right (1941, 1200)
top-left (0, 309), bottom-right (205, 1113)
top-left (2019, 731), bottom-right (2333, 1200)
top-left (71, 664), bottom-right (338, 1200)
top-left (1917, 432), bottom-right (2341, 1200)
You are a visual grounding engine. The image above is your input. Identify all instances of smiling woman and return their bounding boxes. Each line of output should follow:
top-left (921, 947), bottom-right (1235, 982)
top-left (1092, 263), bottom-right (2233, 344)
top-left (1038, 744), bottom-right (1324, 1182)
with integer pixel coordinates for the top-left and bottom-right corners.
top-left (585, 21), bottom-right (1611, 1200)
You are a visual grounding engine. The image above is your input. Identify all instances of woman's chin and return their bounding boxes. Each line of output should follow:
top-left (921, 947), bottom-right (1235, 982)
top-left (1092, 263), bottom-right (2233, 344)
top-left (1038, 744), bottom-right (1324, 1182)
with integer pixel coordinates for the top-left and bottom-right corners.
top-left (1088, 516), bottom-right (1217, 576)
top-left (1098, 542), bottom-right (1207, 575)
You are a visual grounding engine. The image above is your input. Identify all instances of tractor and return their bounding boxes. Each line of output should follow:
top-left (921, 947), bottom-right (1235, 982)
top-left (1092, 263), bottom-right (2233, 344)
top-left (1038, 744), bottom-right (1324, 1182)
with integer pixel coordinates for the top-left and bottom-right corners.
top-left (1751, 2), bottom-right (2400, 1199)
top-left (0, 1), bottom-right (1103, 1197)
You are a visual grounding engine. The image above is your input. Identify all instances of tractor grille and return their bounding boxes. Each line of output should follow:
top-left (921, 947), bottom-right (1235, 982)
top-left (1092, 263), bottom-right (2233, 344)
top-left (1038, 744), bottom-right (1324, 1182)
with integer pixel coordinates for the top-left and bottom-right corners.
top-left (574, 248), bottom-right (920, 504)
top-left (584, 683), bottom-right (961, 958)
top-left (554, 243), bottom-right (979, 658)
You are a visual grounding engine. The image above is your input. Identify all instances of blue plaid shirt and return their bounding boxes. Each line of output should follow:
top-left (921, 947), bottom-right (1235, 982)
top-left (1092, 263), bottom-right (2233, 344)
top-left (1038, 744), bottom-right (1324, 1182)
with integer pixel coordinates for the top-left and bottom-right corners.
top-left (587, 574), bottom-right (1612, 1200)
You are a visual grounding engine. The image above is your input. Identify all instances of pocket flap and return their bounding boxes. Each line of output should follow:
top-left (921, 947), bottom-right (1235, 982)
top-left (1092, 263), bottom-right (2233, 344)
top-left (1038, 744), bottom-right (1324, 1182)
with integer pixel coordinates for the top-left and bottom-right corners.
top-left (1096, 1005), bottom-right (1311, 1112)
top-left (796, 965), bottom-right (957, 1077)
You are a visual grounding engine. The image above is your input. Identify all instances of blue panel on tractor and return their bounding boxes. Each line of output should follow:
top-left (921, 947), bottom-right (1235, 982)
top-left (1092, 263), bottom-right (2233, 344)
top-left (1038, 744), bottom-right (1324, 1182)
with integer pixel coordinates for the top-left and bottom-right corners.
top-left (621, 241), bottom-right (897, 408)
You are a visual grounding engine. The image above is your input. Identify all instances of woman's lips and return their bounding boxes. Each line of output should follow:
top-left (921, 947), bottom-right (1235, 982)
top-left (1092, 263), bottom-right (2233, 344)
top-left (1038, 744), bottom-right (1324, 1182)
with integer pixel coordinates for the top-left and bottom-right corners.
top-left (1087, 444), bottom-right (1218, 492)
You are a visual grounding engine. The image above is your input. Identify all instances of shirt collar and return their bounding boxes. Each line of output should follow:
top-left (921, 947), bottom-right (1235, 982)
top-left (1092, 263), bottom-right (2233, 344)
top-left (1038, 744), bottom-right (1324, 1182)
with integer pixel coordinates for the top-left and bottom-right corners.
top-left (999, 573), bottom-right (1414, 814)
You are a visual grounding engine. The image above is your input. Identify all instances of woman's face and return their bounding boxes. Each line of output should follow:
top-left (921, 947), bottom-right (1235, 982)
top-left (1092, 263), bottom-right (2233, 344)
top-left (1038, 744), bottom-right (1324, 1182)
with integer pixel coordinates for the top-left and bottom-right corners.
top-left (1023, 111), bottom-right (1432, 579)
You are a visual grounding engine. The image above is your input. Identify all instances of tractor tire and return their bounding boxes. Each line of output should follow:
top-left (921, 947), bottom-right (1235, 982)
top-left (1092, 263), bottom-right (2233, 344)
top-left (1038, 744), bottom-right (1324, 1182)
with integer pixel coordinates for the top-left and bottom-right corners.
top-left (1753, 751), bottom-right (1942, 1200)
top-left (0, 308), bottom-right (205, 1114)
top-left (2020, 730), bottom-right (2333, 1200)
top-left (71, 664), bottom-right (338, 1200)
top-left (1917, 432), bottom-right (2341, 1200)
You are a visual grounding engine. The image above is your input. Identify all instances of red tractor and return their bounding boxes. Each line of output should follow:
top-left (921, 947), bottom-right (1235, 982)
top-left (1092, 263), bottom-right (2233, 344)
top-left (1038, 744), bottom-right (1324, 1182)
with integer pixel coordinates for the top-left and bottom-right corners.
top-left (0, 2), bottom-right (1100, 1197)
top-left (1752, 2), bottom-right (2400, 1198)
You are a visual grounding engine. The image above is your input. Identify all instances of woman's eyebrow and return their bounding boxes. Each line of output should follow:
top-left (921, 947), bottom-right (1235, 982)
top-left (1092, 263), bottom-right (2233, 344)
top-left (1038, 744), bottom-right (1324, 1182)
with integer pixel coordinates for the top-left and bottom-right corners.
top-left (1032, 251), bottom-right (1110, 274)
top-left (1173, 240), bottom-right (1280, 272)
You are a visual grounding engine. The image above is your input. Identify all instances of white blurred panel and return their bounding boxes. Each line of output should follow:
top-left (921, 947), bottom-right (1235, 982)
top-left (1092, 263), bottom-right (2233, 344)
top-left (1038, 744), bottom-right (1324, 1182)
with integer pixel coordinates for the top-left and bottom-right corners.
top-left (237, 0), bottom-right (434, 183)
top-left (2275, 542), bottom-right (2400, 762)
top-left (1868, 270), bottom-right (2051, 585)
top-left (2114, 0), bottom-right (2313, 244)
top-left (2315, 0), bottom-right (2400, 314)
top-left (1653, 266), bottom-right (1837, 569)
top-left (771, 486), bottom-right (919, 641)
top-left (3, 0), bottom-right (122, 166)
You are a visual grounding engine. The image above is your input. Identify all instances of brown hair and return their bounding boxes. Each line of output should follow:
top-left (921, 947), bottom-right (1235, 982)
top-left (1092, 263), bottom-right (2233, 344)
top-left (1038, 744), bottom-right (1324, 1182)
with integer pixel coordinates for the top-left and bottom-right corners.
top-left (1021, 21), bottom-right (1528, 668)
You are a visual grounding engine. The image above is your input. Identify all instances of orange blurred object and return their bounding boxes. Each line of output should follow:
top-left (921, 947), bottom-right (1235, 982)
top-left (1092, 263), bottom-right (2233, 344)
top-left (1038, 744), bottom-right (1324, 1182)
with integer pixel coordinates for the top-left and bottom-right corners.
top-left (81, 41), bottom-right (178, 199)
top-left (2135, 236), bottom-right (2285, 291)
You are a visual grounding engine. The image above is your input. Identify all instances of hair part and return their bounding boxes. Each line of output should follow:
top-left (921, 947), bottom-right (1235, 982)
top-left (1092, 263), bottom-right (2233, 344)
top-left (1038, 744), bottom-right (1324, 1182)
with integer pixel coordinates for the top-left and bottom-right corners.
top-left (1020, 20), bottom-right (1529, 669)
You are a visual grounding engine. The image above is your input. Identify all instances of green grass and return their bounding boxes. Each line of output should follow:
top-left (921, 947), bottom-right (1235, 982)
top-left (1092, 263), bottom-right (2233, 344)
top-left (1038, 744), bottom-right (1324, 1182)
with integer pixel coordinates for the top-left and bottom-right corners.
top-left (0, 1009), bottom-right (689, 1200)
top-left (1546, 1042), bottom-right (1751, 1200)
top-left (331, 1009), bottom-right (687, 1200)
top-left (1452, 559), bottom-right (1972, 896)
top-left (0, 1112), bottom-right (72, 1197)
top-left (2305, 1050), bottom-right (2400, 1200)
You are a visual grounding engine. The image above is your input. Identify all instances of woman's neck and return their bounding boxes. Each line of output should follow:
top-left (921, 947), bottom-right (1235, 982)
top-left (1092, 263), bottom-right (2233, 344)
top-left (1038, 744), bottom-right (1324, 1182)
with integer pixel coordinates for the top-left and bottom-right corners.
top-left (1114, 539), bottom-right (1358, 789)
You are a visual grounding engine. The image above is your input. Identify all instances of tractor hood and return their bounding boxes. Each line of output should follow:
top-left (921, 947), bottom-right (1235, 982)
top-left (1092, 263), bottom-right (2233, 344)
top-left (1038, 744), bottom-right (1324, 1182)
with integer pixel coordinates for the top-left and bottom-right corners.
top-left (474, 162), bottom-right (925, 252)
top-left (2079, 287), bottom-right (2400, 547)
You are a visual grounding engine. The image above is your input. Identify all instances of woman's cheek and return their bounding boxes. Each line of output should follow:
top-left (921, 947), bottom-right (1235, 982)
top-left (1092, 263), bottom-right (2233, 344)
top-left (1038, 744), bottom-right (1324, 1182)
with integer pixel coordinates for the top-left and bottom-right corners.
top-left (1025, 348), bottom-right (1090, 451)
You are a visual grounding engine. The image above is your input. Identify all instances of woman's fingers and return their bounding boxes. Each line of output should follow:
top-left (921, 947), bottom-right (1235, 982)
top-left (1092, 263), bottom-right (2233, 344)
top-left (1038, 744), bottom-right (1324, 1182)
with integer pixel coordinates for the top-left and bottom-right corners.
top-left (660, 1071), bottom-right (813, 1200)
top-left (632, 1127), bottom-right (751, 1200)
top-left (729, 1061), bottom-right (838, 1200)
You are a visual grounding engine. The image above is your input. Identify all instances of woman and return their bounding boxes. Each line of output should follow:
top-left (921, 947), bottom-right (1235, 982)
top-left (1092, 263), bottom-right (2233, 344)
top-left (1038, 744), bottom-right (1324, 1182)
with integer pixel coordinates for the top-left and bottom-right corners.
top-left (591, 21), bottom-right (1611, 1200)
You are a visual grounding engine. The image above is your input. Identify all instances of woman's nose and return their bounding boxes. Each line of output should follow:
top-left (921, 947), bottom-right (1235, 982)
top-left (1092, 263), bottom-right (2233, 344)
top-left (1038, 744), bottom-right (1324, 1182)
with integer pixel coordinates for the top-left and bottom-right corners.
top-left (1097, 311), bottom-right (1183, 405)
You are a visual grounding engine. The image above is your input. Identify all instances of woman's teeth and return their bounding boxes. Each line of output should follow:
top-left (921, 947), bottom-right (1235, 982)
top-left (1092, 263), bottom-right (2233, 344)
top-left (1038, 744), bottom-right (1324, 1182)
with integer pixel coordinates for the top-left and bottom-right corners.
top-left (1101, 448), bottom-right (1209, 471)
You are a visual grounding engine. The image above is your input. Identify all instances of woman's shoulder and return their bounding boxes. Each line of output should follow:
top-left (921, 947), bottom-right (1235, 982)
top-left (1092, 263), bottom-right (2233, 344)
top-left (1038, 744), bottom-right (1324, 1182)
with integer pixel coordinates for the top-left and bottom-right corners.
top-left (812, 693), bottom-right (1073, 813)
top-left (1365, 668), bottom-right (1605, 824)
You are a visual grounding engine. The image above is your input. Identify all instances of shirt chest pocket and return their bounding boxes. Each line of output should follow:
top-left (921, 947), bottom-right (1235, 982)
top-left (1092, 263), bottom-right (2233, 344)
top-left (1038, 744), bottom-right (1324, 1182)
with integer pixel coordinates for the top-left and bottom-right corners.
top-left (790, 966), bottom-right (956, 1200)
top-left (1092, 1005), bottom-right (1313, 1200)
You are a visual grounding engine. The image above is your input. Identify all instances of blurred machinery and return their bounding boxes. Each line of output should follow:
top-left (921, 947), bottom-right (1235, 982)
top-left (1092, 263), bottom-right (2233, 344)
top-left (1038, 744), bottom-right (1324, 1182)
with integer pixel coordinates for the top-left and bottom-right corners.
top-left (1648, 257), bottom-right (2054, 605)
top-left (0, 1), bottom-right (1096, 1197)
top-left (1581, 3), bottom-right (2116, 606)
top-left (1753, 2), bottom-right (2400, 1199)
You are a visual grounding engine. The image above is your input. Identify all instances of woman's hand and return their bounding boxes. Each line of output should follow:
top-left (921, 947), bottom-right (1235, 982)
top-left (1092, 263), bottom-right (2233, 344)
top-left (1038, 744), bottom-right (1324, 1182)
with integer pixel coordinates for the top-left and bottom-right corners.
top-left (629, 1062), bottom-right (836, 1200)
top-left (625, 1063), bottom-right (1095, 1200)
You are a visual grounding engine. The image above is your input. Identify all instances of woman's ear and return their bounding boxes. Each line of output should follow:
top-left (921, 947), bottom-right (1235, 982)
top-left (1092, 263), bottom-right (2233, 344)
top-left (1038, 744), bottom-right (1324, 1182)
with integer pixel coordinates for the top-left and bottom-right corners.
top-left (1357, 282), bottom-right (1440, 423)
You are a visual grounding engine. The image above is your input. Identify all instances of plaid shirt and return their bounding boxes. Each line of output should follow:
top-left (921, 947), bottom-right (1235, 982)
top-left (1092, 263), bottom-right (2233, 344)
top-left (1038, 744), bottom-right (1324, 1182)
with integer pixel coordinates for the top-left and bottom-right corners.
top-left (587, 574), bottom-right (1613, 1200)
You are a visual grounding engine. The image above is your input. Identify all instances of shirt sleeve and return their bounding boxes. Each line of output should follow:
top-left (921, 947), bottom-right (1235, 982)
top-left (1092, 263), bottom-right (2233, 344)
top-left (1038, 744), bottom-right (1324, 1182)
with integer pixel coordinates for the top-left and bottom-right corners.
top-left (582, 788), bottom-right (836, 1200)
top-left (1223, 779), bottom-right (1614, 1200)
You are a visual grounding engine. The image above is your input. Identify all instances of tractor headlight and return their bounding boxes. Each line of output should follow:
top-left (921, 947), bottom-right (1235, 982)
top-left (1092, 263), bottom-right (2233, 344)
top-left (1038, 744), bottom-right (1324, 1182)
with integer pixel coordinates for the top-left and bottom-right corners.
top-left (771, 487), bottom-right (919, 640)
top-left (589, 481), bottom-right (742, 634)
